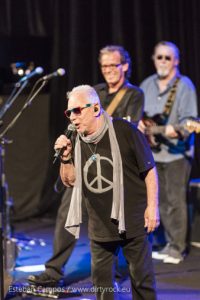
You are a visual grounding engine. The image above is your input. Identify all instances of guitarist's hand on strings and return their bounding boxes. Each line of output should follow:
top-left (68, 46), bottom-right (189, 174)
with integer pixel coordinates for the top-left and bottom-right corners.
top-left (138, 120), bottom-right (146, 134)
top-left (165, 124), bottom-right (179, 138)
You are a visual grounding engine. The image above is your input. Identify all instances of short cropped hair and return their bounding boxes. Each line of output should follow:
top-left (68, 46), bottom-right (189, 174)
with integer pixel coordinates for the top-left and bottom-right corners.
top-left (98, 45), bottom-right (132, 78)
top-left (67, 85), bottom-right (101, 106)
top-left (153, 41), bottom-right (180, 60)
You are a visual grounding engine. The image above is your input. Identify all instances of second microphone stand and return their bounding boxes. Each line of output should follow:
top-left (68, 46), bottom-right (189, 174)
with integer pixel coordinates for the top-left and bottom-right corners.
top-left (0, 79), bottom-right (48, 299)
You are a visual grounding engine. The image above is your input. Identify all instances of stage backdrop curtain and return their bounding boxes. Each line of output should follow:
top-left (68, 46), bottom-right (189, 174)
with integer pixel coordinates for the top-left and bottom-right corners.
top-left (0, 0), bottom-right (199, 220)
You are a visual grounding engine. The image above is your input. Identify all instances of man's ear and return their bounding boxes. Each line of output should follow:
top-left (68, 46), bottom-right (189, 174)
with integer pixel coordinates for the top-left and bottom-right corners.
top-left (93, 104), bottom-right (100, 115)
top-left (122, 63), bottom-right (129, 73)
top-left (174, 58), bottom-right (179, 67)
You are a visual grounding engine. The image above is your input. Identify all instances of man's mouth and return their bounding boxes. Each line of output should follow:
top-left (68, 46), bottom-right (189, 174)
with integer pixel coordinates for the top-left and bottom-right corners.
top-left (106, 75), bottom-right (116, 81)
top-left (73, 123), bottom-right (80, 130)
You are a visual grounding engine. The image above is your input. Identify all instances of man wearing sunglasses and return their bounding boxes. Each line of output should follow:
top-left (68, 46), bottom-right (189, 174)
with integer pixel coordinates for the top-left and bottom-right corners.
top-left (54, 84), bottom-right (159, 300)
top-left (139, 41), bottom-right (198, 264)
top-left (28, 45), bottom-right (144, 288)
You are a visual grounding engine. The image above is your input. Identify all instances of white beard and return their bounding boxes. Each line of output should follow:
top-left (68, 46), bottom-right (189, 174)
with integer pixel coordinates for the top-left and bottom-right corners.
top-left (157, 66), bottom-right (170, 79)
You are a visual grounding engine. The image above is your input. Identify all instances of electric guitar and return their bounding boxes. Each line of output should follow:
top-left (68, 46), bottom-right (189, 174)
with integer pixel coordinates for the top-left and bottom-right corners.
top-left (143, 114), bottom-right (200, 152)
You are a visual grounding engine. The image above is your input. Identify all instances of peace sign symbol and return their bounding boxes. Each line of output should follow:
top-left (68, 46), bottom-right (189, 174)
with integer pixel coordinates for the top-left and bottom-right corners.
top-left (83, 154), bottom-right (113, 193)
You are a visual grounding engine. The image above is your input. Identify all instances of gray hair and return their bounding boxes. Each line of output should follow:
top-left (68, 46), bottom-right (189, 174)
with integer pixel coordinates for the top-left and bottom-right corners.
top-left (98, 45), bottom-right (132, 78)
top-left (67, 85), bottom-right (101, 106)
top-left (153, 41), bottom-right (180, 60)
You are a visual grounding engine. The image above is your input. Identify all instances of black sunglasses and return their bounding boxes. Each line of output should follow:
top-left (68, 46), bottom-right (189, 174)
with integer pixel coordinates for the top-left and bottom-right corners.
top-left (64, 103), bottom-right (92, 118)
top-left (156, 55), bottom-right (172, 61)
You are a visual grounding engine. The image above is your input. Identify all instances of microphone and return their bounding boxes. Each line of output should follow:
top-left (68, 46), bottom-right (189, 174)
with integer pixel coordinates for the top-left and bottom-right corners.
top-left (53, 123), bottom-right (76, 164)
top-left (41, 68), bottom-right (66, 81)
top-left (19, 67), bottom-right (44, 82)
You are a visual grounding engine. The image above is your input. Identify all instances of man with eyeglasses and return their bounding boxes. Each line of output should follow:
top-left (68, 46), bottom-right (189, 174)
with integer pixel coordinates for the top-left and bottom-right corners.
top-left (54, 84), bottom-right (159, 300)
top-left (94, 45), bottom-right (144, 125)
top-left (139, 41), bottom-right (198, 264)
top-left (28, 45), bottom-right (144, 288)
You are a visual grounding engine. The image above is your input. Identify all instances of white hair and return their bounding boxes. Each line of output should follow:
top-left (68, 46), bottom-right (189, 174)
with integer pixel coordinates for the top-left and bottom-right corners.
top-left (67, 85), bottom-right (101, 106)
top-left (153, 41), bottom-right (180, 60)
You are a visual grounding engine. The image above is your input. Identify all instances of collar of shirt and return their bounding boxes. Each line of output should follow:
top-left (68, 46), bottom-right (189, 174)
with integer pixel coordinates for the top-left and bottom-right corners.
top-left (103, 79), bottom-right (129, 95)
top-left (154, 71), bottom-right (181, 96)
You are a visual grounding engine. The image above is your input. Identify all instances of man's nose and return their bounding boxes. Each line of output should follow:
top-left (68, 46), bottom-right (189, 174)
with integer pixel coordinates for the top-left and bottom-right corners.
top-left (70, 113), bottom-right (77, 121)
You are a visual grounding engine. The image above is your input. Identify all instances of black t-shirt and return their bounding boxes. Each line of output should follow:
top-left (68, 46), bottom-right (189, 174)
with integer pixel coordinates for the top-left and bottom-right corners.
top-left (81, 118), bottom-right (155, 241)
top-left (94, 81), bottom-right (144, 124)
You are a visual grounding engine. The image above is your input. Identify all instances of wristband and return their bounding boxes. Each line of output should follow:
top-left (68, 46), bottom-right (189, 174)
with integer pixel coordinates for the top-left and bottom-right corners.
top-left (60, 157), bottom-right (73, 164)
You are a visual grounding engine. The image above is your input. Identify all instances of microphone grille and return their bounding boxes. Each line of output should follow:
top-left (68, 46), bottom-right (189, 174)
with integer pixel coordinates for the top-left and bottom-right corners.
top-left (57, 68), bottom-right (66, 77)
top-left (68, 123), bottom-right (76, 131)
top-left (35, 67), bottom-right (44, 74)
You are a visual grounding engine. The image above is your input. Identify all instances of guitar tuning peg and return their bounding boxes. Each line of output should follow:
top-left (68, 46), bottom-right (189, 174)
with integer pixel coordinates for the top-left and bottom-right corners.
top-left (186, 119), bottom-right (200, 134)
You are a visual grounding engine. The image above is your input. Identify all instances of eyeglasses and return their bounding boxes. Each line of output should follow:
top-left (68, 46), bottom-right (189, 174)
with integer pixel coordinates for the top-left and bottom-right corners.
top-left (156, 55), bottom-right (172, 61)
top-left (100, 63), bottom-right (122, 71)
top-left (64, 103), bottom-right (92, 118)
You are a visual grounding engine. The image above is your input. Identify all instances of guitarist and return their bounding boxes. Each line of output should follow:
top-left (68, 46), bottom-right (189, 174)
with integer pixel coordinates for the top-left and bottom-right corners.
top-left (94, 45), bottom-right (144, 125)
top-left (139, 41), bottom-right (198, 264)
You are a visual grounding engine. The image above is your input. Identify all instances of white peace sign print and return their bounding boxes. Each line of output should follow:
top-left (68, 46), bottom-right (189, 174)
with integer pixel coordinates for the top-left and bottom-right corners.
top-left (83, 154), bottom-right (113, 193)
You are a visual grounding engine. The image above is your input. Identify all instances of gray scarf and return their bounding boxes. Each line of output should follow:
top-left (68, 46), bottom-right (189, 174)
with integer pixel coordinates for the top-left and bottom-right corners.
top-left (65, 111), bottom-right (125, 238)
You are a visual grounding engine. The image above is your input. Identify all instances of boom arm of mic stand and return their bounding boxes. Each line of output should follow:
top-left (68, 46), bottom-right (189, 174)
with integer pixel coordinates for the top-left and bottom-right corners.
top-left (0, 79), bottom-right (48, 298)
top-left (0, 80), bottom-right (48, 140)
top-left (0, 80), bottom-right (29, 120)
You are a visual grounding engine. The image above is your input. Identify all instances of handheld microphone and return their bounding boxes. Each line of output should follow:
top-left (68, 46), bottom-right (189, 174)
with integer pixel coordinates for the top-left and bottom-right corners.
top-left (19, 67), bottom-right (44, 82)
top-left (53, 123), bottom-right (76, 164)
top-left (41, 68), bottom-right (66, 81)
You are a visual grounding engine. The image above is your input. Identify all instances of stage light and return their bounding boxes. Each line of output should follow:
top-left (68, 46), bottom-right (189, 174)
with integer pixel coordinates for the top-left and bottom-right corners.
top-left (17, 69), bottom-right (24, 76)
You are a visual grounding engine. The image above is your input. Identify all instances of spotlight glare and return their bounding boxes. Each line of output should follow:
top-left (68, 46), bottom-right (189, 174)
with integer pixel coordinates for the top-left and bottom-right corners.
top-left (18, 69), bottom-right (24, 76)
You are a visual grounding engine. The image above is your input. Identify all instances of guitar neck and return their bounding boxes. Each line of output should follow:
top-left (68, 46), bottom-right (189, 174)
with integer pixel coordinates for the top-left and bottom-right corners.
top-left (144, 115), bottom-right (200, 136)
top-left (149, 124), bottom-right (182, 135)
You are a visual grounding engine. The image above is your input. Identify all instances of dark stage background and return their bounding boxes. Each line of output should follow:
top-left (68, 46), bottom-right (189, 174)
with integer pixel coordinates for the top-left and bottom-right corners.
top-left (0, 0), bottom-right (200, 221)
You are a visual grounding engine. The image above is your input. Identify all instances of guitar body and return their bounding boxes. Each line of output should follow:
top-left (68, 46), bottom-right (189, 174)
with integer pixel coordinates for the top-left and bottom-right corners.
top-left (143, 114), bottom-right (200, 153)
top-left (143, 114), bottom-right (167, 152)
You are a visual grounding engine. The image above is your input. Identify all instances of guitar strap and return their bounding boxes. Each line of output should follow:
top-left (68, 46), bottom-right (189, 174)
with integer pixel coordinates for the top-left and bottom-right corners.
top-left (106, 86), bottom-right (128, 116)
top-left (162, 76), bottom-right (180, 120)
top-left (158, 75), bottom-right (189, 155)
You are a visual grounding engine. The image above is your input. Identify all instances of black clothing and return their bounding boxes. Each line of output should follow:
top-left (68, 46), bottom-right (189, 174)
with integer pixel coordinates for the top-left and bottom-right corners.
top-left (91, 235), bottom-right (156, 300)
top-left (28, 272), bottom-right (58, 286)
top-left (80, 119), bottom-right (157, 300)
top-left (94, 81), bottom-right (144, 124)
top-left (81, 119), bottom-right (155, 241)
top-left (31, 81), bottom-right (145, 281)
top-left (45, 188), bottom-right (76, 280)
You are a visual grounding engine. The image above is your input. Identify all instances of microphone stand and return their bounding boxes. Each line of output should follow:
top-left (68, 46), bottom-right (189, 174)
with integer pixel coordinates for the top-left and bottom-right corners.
top-left (0, 79), bottom-right (29, 299)
top-left (0, 79), bottom-right (48, 299)
top-left (0, 80), bottom-right (47, 139)
top-left (0, 80), bottom-right (29, 120)
top-left (0, 137), bottom-right (13, 300)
